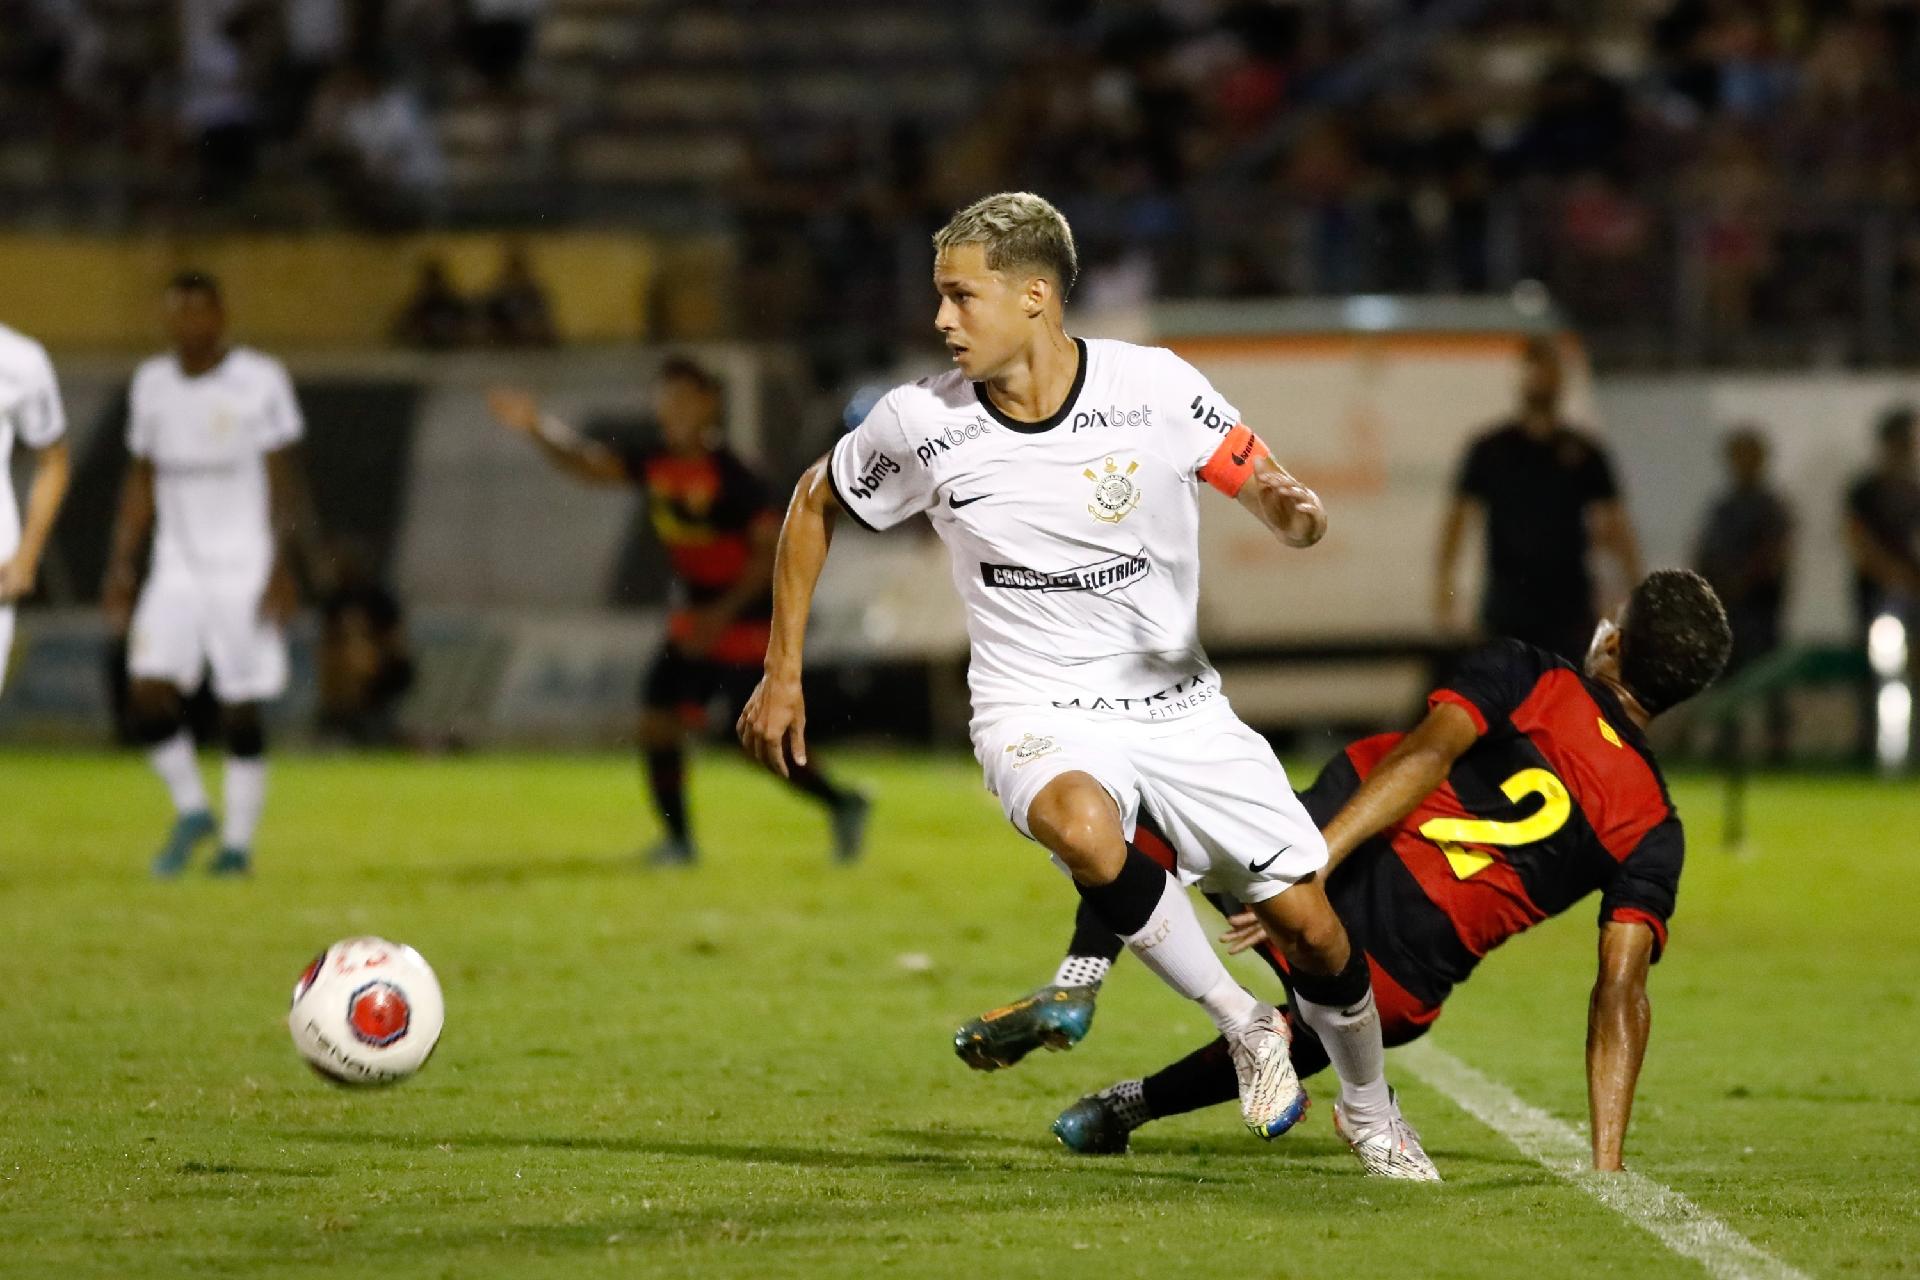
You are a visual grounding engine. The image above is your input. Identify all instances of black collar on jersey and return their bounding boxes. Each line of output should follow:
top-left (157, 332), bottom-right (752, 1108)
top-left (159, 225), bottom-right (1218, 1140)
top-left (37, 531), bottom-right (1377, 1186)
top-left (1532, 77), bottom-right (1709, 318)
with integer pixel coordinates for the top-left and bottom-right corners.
top-left (972, 337), bottom-right (1087, 435)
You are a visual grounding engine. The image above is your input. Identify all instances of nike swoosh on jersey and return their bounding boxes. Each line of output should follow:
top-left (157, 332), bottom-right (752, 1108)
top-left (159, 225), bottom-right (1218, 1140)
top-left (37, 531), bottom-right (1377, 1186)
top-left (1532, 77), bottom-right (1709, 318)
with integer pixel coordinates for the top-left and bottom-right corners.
top-left (1247, 844), bottom-right (1292, 874)
top-left (947, 492), bottom-right (989, 508)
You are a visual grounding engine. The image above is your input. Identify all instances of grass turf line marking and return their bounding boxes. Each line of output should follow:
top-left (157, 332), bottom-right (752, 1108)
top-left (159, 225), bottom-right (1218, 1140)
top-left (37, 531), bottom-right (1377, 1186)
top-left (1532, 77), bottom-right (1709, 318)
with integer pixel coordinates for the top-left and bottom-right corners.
top-left (1401, 1042), bottom-right (1809, 1280)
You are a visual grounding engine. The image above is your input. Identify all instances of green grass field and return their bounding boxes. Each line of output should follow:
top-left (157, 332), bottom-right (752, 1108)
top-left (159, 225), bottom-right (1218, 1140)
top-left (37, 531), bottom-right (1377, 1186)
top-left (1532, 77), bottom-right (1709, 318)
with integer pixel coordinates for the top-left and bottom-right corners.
top-left (2, 748), bottom-right (1916, 1279)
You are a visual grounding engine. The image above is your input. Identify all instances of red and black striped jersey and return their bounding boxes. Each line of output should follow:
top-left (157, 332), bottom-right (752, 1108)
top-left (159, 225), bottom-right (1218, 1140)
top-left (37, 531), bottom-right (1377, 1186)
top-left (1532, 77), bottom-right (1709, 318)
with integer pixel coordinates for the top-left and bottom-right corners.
top-left (619, 444), bottom-right (779, 617)
top-left (1300, 639), bottom-right (1683, 1009)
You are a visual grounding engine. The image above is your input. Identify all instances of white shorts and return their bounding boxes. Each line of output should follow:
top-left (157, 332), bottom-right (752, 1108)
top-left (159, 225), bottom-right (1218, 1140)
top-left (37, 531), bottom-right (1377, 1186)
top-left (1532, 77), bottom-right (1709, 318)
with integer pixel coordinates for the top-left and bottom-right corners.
top-left (973, 696), bottom-right (1328, 905)
top-left (128, 577), bottom-right (288, 703)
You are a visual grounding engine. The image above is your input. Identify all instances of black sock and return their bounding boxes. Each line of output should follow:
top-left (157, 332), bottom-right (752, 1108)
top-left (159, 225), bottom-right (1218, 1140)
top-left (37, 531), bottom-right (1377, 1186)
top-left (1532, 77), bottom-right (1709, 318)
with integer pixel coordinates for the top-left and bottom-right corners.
top-left (785, 759), bottom-right (851, 808)
top-left (1068, 897), bottom-right (1126, 963)
top-left (1141, 1037), bottom-right (1239, 1120)
top-left (1073, 845), bottom-right (1169, 937)
top-left (1289, 944), bottom-right (1372, 1011)
top-left (644, 747), bottom-right (690, 843)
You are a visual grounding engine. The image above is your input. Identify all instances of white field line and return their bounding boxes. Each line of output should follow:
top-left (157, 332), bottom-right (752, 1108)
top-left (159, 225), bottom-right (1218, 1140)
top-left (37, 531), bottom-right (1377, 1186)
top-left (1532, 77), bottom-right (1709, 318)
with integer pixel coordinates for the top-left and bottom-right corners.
top-left (1400, 1041), bottom-right (1810, 1280)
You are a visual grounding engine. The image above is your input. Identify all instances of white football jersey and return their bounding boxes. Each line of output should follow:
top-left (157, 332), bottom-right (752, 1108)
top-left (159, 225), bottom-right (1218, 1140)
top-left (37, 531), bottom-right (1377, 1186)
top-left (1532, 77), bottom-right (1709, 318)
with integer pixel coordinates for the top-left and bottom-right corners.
top-left (830, 337), bottom-right (1268, 721)
top-left (129, 347), bottom-right (303, 586)
top-left (0, 323), bottom-right (67, 564)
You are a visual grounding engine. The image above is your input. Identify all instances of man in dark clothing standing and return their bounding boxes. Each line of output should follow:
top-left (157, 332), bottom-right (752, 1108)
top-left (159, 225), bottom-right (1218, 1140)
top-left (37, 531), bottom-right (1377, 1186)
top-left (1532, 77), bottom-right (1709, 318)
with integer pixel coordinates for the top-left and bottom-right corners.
top-left (1845, 408), bottom-right (1920, 631)
top-left (1843, 406), bottom-right (1920, 764)
top-left (1434, 336), bottom-right (1642, 661)
top-left (1694, 425), bottom-right (1793, 761)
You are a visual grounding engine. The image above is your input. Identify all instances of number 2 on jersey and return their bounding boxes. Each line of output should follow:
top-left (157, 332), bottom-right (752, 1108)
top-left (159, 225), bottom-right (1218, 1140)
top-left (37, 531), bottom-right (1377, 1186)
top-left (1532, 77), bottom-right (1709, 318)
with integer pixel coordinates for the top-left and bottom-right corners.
top-left (1417, 768), bottom-right (1571, 880)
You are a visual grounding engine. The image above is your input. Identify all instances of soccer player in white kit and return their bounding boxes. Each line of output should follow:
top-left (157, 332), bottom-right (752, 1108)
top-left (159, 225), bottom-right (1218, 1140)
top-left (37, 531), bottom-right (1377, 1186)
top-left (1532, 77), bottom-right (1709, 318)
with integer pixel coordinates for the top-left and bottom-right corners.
top-left (739, 192), bottom-right (1437, 1176)
top-left (0, 323), bottom-right (72, 693)
top-left (103, 273), bottom-right (305, 878)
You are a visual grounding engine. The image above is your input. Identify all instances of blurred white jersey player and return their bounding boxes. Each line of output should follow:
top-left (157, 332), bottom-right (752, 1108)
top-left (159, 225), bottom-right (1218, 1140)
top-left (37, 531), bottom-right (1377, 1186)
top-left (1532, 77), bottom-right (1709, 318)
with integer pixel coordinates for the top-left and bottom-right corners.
top-left (104, 272), bottom-right (305, 878)
top-left (737, 193), bottom-right (1437, 1177)
top-left (0, 323), bottom-right (73, 694)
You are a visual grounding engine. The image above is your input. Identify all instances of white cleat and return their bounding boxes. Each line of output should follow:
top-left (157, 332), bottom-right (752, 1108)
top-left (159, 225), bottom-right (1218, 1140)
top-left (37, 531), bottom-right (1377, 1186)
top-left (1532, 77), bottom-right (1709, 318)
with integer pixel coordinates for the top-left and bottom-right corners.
top-left (1228, 1003), bottom-right (1309, 1138)
top-left (1333, 1095), bottom-right (1442, 1181)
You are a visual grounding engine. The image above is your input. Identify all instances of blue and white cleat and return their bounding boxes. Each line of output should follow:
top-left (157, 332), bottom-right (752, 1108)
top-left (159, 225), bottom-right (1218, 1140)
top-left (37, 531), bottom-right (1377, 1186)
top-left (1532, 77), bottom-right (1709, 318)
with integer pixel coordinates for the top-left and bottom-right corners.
top-left (643, 836), bottom-right (697, 868)
top-left (150, 810), bottom-right (216, 879)
top-left (954, 984), bottom-right (1099, 1071)
top-left (1052, 1084), bottom-right (1147, 1155)
top-left (1232, 1002), bottom-right (1309, 1139)
top-left (207, 846), bottom-right (253, 877)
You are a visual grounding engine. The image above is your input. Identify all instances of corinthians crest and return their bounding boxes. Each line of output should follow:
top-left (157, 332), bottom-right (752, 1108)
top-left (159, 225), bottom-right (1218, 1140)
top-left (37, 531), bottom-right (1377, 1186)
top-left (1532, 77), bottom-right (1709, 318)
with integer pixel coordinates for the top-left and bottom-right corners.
top-left (1004, 733), bottom-right (1059, 768)
top-left (1085, 456), bottom-right (1142, 523)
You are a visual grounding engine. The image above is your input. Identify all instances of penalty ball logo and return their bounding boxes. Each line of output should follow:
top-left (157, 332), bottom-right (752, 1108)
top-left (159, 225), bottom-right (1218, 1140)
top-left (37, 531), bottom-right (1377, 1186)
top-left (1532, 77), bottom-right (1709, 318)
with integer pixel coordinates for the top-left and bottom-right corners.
top-left (347, 980), bottom-right (412, 1048)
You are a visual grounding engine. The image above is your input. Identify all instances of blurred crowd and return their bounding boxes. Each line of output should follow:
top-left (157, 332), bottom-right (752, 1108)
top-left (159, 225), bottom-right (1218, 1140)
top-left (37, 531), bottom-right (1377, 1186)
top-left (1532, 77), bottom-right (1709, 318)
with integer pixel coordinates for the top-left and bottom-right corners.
top-left (931, 0), bottom-right (1920, 357)
top-left (1, 0), bottom-right (545, 225)
top-left (14, 1), bottom-right (1920, 362)
top-left (750, 0), bottom-right (1920, 371)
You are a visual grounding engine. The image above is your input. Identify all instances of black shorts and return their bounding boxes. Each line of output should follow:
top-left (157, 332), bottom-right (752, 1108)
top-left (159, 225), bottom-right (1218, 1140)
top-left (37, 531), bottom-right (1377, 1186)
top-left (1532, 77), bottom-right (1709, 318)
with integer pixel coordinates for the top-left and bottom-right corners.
top-left (640, 644), bottom-right (760, 722)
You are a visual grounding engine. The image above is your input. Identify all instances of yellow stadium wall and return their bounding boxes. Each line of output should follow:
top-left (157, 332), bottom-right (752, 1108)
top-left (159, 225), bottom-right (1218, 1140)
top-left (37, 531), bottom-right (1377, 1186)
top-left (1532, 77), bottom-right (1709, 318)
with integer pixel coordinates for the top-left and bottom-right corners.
top-left (0, 233), bottom-right (660, 349)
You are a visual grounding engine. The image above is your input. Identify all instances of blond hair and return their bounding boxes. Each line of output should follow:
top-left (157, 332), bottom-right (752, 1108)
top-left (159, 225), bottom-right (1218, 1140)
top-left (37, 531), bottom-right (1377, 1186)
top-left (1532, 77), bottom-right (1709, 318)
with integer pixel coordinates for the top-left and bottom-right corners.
top-left (932, 192), bottom-right (1079, 297)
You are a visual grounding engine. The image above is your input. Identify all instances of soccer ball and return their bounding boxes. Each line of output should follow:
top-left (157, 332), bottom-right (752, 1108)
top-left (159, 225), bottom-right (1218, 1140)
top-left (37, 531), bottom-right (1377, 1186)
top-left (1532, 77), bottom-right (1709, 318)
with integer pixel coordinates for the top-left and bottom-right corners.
top-left (288, 937), bottom-right (444, 1085)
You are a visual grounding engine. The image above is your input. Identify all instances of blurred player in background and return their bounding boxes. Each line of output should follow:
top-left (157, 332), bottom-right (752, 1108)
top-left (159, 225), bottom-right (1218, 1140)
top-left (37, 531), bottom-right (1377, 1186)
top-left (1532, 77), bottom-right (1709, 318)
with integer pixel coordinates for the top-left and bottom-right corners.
top-left (1435, 337), bottom-right (1642, 660)
top-left (738, 191), bottom-right (1438, 1178)
top-left (1843, 406), bottom-right (1920, 761)
top-left (0, 323), bottom-right (72, 693)
top-left (488, 358), bottom-right (869, 866)
top-left (103, 272), bottom-right (306, 877)
top-left (1694, 426), bottom-right (1793, 762)
top-left (316, 538), bottom-right (416, 747)
top-left (968, 571), bottom-right (1728, 1172)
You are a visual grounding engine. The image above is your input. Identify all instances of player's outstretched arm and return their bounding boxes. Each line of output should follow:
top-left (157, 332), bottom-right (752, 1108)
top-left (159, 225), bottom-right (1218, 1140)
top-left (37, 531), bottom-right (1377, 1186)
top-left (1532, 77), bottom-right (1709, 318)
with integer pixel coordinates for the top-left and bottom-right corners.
top-left (102, 459), bottom-right (156, 631)
top-left (1591, 498), bottom-right (1644, 613)
top-left (486, 387), bottom-right (629, 485)
top-left (1434, 496), bottom-right (1479, 634)
top-left (736, 454), bottom-right (839, 778)
top-left (0, 439), bottom-right (70, 602)
top-left (261, 447), bottom-right (305, 624)
top-left (1234, 454), bottom-right (1327, 548)
top-left (1587, 921), bottom-right (1655, 1171)
top-left (1319, 700), bottom-right (1481, 873)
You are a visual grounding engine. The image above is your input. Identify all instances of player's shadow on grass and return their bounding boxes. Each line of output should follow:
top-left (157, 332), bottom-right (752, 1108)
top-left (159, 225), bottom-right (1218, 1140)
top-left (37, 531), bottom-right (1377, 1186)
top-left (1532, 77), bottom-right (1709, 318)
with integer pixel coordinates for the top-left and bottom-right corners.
top-left (376, 854), bottom-right (642, 886)
top-left (282, 1128), bottom-right (1259, 1184)
top-left (174, 1159), bottom-right (333, 1179)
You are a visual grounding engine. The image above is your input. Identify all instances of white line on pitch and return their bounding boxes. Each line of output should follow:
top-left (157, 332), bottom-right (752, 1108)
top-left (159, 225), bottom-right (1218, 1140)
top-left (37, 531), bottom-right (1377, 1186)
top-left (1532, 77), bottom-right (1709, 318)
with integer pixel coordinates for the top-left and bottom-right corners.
top-left (1400, 1041), bottom-right (1809, 1280)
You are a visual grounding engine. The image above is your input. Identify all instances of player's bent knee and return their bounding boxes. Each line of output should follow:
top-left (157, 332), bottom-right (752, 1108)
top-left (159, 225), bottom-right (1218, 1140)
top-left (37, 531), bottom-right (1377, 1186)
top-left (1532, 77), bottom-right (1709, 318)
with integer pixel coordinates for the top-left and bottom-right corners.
top-left (1255, 882), bottom-right (1352, 975)
top-left (224, 705), bottom-right (267, 759)
top-left (127, 682), bottom-right (184, 744)
top-left (1026, 774), bottom-right (1123, 878)
top-left (638, 709), bottom-right (682, 750)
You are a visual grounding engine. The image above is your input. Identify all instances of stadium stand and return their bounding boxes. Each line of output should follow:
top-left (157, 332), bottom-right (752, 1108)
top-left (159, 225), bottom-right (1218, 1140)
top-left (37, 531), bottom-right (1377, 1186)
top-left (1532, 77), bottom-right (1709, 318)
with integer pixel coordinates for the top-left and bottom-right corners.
top-left (9, 1), bottom-right (1920, 365)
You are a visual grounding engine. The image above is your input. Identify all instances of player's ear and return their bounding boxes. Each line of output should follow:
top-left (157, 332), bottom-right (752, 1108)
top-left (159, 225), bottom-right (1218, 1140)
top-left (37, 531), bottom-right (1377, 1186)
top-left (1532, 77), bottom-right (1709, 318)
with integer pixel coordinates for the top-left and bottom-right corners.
top-left (1023, 274), bottom-right (1050, 318)
top-left (1585, 616), bottom-right (1621, 674)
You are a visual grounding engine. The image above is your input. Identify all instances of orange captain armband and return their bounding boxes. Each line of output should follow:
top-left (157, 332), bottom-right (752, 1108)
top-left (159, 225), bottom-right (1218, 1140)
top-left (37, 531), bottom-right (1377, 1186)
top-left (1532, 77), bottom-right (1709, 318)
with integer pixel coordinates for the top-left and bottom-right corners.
top-left (1199, 424), bottom-right (1270, 497)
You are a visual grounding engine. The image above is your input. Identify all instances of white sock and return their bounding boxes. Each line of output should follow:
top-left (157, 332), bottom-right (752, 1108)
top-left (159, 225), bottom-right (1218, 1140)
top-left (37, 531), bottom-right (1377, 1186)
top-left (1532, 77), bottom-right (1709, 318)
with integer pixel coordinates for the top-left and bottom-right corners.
top-left (1119, 875), bottom-right (1259, 1035)
top-left (147, 731), bottom-right (209, 816)
top-left (1295, 987), bottom-right (1392, 1129)
top-left (1053, 954), bottom-right (1112, 988)
top-left (222, 757), bottom-right (268, 851)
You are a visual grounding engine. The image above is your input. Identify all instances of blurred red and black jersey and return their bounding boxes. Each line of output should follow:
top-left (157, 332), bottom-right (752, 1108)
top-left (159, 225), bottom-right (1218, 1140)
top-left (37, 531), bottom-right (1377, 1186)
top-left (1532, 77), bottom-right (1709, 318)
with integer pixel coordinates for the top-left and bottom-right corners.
top-left (620, 444), bottom-right (779, 666)
top-left (1299, 638), bottom-right (1684, 1011)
